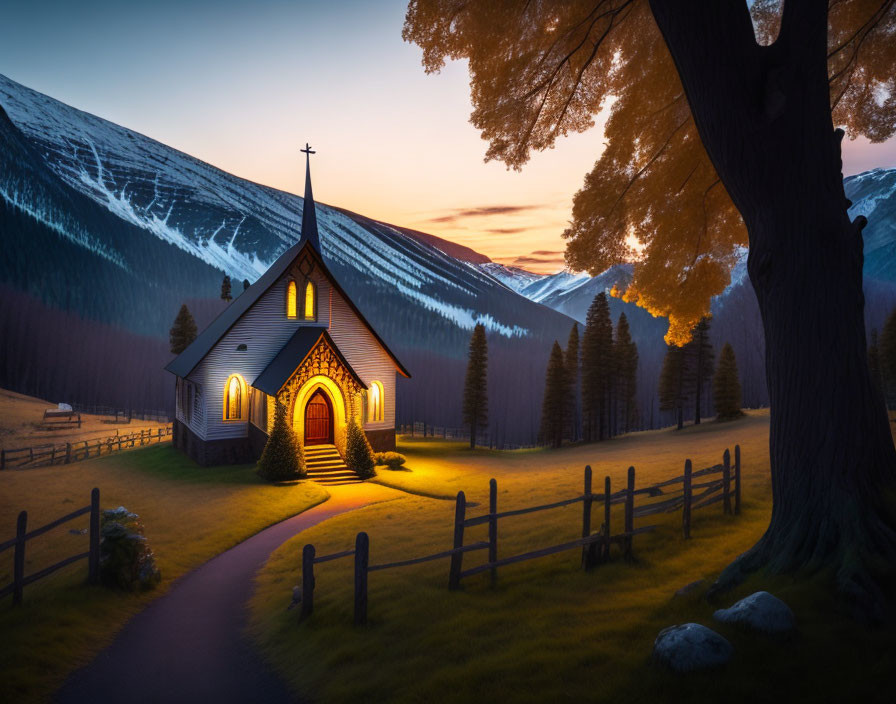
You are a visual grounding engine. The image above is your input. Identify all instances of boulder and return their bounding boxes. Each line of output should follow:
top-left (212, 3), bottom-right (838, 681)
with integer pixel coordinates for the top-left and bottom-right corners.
top-left (713, 591), bottom-right (795, 634)
top-left (653, 623), bottom-right (733, 672)
top-left (674, 579), bottom-right (705, 597)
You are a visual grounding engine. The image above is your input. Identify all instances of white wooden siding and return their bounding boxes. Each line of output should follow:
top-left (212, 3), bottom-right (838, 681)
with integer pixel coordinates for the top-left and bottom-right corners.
top-left (175, 378), bottom-right (205, 438)
top-left (328, 289), bottom-right (397, 431)
top-left (194, 267), bottom-right (332, 441)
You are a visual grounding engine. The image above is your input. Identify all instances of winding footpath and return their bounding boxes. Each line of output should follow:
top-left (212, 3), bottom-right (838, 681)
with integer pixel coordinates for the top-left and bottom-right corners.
top-left (55, 483), bottom-right (403, 704)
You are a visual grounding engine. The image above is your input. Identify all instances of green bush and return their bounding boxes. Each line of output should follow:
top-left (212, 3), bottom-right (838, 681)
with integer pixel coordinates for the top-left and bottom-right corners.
top-left (345, 416), bottom-right (376, 479)
top-left (99, 507), bottom-right (161, 591)
top-left (258, 402), bottom-right (306, 481)
top-left (374, 452), bottom-right (386, 466)
top-left (381, 452), bottom-right (407, 470)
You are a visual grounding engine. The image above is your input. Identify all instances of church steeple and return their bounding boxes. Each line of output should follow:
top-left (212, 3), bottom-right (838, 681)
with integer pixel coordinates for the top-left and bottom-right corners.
top-left (300, 142), bottom-right (321, 252)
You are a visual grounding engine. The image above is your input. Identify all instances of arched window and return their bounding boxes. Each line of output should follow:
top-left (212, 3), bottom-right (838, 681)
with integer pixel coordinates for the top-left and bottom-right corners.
top-left (223, 374), bottom-right (246, 421)
top-left (304, 281), bottom-right (315, 320)
top-left (286, 280), bottom-right (297, 318)
top-left (368, 380), bottom-right (384, 422)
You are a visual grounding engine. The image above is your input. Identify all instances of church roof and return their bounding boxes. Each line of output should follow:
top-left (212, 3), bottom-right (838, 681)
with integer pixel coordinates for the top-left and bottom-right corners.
top-left (165, 240), bottom-right (411, 380)
top-left (252, 327), bottom-right (365, 396)
top-left (165, 146), bottom-right (410, 381)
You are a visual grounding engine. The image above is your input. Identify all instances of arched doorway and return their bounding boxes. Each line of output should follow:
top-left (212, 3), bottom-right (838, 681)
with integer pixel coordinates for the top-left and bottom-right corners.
top-left (304, 389), bottom-right (333, 445)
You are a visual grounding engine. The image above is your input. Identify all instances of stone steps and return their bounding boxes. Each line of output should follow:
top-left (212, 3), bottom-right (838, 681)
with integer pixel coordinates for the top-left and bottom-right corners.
top-left (304, 444), bottom-right (361, 485)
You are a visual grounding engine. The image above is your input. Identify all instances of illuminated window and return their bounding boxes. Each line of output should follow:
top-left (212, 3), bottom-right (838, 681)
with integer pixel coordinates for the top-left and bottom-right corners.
top-left (368, 380), bottom-right (384, 422)
top-left (286, 280), bottom-right (297, 318)
top-left (304, 281), bottom-right (315, 319)
top-left (223, 374), bottom-right (246, 421)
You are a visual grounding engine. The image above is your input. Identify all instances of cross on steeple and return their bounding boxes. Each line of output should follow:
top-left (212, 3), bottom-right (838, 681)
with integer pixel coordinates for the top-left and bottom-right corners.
top-left (299, 141), bottom-right (320, 252)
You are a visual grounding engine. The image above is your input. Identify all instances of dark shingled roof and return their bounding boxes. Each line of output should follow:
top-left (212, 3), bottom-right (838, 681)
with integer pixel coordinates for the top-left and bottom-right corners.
top-left (252, 327), bottom-right (365, 396)
top-left (164, 241), bottom-right (410, 380)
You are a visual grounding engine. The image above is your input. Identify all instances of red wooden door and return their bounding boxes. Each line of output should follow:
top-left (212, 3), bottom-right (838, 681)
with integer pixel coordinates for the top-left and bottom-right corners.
top-left (304, 391), bottom-right (332, 445)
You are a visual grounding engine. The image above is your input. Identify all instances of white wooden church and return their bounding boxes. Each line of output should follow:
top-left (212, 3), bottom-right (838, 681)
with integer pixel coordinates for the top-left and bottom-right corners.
top-left (166, 145), bottom-right (410, 469)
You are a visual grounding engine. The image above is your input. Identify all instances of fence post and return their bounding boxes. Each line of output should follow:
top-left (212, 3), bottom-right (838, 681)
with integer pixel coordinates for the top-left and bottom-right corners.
top-left (488, 479), bottom-right (498, 586)
top-left (448, 491), bottom-right (466, 590)
top-left (581, 466), bottom-right (593, 569)
top-left (88, 488), bottom-right (100, 584)
top-left (723, 448), bottom-right (732, 515)
top-left (603, 476), bottom-right (611, 562)
top-left (683, 459), bottom-right (692, 539)
top-left (65, 443), bottom-right (72, 464)
top-left (13, 511), bottom-right (27, 604)
top-left (624, 466), bottom-right (635, 560)
top-left (300, 544), bottom-right (315, 621)
top-left (734, 445), bottom-right (741, 515)
top-left (354, 532), bottom-right (369, 626)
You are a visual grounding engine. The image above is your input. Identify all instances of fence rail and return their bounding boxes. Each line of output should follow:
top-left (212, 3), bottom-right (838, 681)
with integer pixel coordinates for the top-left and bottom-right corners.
top-left (71, 404), bottom-right (170, 423)
top-left (299, 445), bottom-right (742, 625)
top-left (0, 488), bottom-right (100, 603)
top-left (397, 422), bottom-right (538, 450)
top-left (1, 426), bottom-right (173, 470)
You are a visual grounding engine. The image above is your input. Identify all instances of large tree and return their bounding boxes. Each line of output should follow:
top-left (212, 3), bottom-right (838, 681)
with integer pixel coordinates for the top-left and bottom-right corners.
top-left (168, 304), bottom-right (197, 355)
top-left (613, 312), bottom-right (639, 433)
top-left (565, 323), bottom-right (581, 441)
top-left (462, 322), bottom-right (489, 448)
top-left (686, 317), bottom-right (714, 425)
top-left (405, 0), bottom-right (896, 612)
top-left (658, 343), bottom-right (688, 431)
top-left (581, 293), bottom-right (614, 441)
top-left (540, 341), bottom-right (569, 448)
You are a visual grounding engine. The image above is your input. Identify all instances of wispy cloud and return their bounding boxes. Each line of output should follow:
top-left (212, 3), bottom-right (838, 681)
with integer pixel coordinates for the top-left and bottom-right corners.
top-left (424, 204), bottom-right (545, 226)
top-left (485, 227), bottom-right (527, 235)
top-left (493, 249), bottom-right (567, 270)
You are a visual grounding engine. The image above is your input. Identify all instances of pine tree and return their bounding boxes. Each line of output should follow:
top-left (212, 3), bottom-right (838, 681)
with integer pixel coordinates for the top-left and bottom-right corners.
top-left (345, 415), bottom-right (376, 479)
top-left (168, 304), bottom-right (198, 355)
top-left (539, 341), bottom-right (568, 448)
top-left (880, 307), bottom-right (896, 408)
top-left (242, 278), bottom-right (250, 292)
top-left (613, 312), bottom-right (639, 434)
top-left (462, 323), bottom-right (489, 448)
top-left (565, 323), bottom-right (580, 441)
top-left (257, 402), bottom-right (305, 481)
top-left (581, 293), bottom-right (613, 441)
top-left (658, 344), bottom-right (688, 430)
top-left (221, 275), bottom-right (232, 302)
top-left (713, 343), bottom-right (743, 421)
top-left (686, 317), bottom-right (715, 425)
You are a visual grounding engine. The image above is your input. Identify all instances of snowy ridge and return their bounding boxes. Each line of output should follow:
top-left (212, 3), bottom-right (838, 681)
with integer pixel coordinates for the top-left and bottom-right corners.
top-left (0, 73), bottom-right (552, 338)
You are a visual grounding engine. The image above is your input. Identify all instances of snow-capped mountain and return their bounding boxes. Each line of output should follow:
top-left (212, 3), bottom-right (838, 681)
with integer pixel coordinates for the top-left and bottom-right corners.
top-left (475, 262), bottom-right (545, 293)
top-left (846, 167), bottom-right (896, 283)
top-left (0, 73), bottom-right (575, 345)
top-left (519, 270), bottom-right (590, 303)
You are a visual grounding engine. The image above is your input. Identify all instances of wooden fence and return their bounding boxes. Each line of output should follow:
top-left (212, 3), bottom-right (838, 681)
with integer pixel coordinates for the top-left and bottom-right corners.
top-left (1, 426), bottom-right (173, 470)
top-left (300, 446), bottom-right (741, 625)
top-left (71, 404), bottom-right (170, 423)
top-left (397, 422), bottom-right (538, 450)
top-left (1, 488), bottom-right (100, 604)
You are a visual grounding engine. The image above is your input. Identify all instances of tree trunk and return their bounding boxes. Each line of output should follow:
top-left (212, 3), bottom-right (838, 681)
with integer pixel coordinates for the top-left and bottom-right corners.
top-left (694, 373), bottom-right (702, 425)
top-left (650, 0), bottom-right (896, 616)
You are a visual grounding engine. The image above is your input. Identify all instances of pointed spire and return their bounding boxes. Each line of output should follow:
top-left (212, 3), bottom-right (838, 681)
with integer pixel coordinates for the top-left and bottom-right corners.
top-left (300, 142), bottom-right (321, 252)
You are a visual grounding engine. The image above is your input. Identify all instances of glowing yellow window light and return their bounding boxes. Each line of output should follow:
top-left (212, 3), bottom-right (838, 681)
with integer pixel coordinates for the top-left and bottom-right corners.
top-left (225, 374), bottom-right (243, 420)
top-left (369, 380), bottom-right (384, 422)
top-left (286, 280), bottom-right (297, 318)
top-left (304, 281), bottom-right (315, 319)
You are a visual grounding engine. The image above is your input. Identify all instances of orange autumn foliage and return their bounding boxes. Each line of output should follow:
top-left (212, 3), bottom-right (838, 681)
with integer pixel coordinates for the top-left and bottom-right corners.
top-left (403, 0), bottom-right (896, 344)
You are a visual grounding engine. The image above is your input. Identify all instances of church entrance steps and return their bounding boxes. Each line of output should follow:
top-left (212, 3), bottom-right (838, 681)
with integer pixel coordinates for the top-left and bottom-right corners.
top-left (304, 444), bottom-right (361, 484)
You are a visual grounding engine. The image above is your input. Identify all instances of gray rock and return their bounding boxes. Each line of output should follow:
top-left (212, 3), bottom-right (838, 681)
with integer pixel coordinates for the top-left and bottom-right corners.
top-left (653, 623), bottom-right (733, 672)
top-left (713, 591), bottom-right (794, 634)
top-left (287, 585), bottom-right (302, 611)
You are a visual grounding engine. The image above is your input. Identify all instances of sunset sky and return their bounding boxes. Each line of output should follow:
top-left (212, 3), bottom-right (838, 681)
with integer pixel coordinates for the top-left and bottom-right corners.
top-left (3, 0), bottom-right (895, 273)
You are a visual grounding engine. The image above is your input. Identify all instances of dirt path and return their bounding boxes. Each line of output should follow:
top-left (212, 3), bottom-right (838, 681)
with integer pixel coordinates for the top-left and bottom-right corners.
top-left (54, 483), bottom-right (403, 704)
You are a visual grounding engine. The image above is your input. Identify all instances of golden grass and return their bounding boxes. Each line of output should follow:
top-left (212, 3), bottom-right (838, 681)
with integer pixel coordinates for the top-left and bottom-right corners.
top-left (249, 411), bottom-right (895, 703)
top-left (0, 445), bottom-right (328, 703)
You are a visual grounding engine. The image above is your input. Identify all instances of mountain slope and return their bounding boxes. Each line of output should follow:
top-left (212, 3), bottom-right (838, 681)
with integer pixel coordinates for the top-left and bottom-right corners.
top-left (0, 73), bottom-right (581, 444)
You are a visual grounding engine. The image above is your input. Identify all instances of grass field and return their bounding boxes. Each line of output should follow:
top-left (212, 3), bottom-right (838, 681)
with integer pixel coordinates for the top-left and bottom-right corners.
top-left (249, 411), bottom-right (896, 703)
top-left (0, 445), bottom-right (329, 703)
